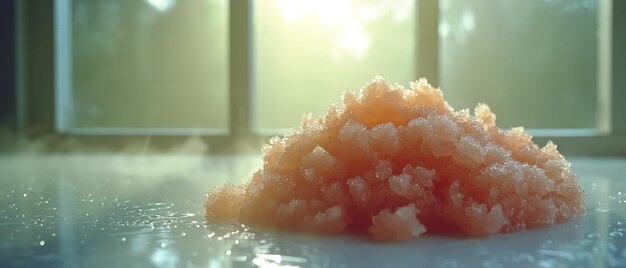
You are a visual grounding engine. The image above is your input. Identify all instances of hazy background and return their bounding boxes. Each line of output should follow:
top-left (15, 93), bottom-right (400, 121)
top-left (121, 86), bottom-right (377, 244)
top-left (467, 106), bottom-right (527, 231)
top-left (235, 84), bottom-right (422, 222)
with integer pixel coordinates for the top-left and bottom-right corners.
top-left (69, 0), bottom-right (597, 129)
top-left (0, 0), bottom-right (603, 152)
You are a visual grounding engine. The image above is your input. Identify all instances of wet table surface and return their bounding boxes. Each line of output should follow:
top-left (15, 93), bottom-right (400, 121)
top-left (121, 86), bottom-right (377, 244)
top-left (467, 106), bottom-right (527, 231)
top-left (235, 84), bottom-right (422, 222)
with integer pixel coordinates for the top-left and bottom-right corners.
top-left (0, 153), bottom-right (625, 268)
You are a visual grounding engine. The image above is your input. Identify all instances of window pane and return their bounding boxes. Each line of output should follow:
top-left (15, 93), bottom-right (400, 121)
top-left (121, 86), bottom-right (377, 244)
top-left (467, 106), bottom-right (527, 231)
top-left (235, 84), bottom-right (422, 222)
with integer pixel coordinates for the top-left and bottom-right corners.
top-left (440, 0), bottom-right (597, 129)
top-left (254, 0), bottom-right (415, 130)
top-left (71, 0), bottom-right (228, 129)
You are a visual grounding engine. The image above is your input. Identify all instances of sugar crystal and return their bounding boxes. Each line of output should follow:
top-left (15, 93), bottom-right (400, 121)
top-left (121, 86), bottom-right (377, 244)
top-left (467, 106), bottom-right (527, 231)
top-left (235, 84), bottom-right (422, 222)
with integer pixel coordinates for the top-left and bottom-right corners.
top-left (205, 77), bottom-right (585, 241)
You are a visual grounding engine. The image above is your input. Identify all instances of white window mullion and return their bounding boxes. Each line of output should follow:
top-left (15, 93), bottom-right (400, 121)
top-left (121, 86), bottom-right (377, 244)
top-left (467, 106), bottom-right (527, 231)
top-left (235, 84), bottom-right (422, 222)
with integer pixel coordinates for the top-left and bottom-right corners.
top-left (54, 0), bottom-right (73, 132)
top-left (230, 0), bottom-right (252, 141)
top-left (416, 0), bottom-right (439, 87)
top-left (610, 0), bottom-right (626, 135)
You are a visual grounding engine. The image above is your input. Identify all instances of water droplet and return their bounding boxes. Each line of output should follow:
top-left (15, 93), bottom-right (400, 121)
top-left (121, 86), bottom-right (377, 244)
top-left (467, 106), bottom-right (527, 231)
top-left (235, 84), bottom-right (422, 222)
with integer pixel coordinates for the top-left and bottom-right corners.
top-left (610, 231), bottom-right (624, 238)
top-left (39, 240), bottom-right (45, 246)
top-left (23, 194), bottom-right (27, 197)
top-left (121, 237), bottom-right (126, 242)
top-left (580, 239), bottom-right (593, 246)
top-left (226, 249), bottom-right (231, 256)
top-left (587, 233), bottom-right (600, 240)
top-left (52, 233), bottom-right (56, 237)
top-left (160, 243), bottom-right (166, 248)
top-left (181, 232), bottom-right (186, 237)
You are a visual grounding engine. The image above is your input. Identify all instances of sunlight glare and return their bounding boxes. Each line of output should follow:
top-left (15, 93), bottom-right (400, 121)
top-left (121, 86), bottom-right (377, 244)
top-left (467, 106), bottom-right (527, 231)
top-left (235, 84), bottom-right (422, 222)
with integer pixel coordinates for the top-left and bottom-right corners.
top-left (461, 9), bottom-right (476, 32)
top-left (276, 0), bottom-right (413, 60)
top-left (146, 0), bottom-right (176, 12)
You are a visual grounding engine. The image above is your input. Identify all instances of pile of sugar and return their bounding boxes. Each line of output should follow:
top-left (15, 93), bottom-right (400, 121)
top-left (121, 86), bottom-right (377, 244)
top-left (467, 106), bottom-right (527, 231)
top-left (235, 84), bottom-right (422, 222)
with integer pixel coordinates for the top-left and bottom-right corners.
top-left (205, 77), bottom-right (585, 241)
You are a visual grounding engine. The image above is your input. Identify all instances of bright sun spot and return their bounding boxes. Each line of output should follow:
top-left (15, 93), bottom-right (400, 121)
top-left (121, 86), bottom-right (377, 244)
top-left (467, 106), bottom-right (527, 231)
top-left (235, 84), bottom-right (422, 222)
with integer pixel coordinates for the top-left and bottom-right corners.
top-left (146, 0), bottom-right (176, 12)
top-left (461, 9), bottom-right (475, 32)
top-left (275, 0), bottom-right (412, 60)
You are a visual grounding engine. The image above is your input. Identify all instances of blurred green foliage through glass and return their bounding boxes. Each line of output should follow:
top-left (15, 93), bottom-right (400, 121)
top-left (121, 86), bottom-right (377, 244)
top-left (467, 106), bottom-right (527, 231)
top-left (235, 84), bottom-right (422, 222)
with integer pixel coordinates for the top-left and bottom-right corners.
top-left (72, 0), bottom-right (228, 129)
top-left (254, 0), bottom-right (416, 130)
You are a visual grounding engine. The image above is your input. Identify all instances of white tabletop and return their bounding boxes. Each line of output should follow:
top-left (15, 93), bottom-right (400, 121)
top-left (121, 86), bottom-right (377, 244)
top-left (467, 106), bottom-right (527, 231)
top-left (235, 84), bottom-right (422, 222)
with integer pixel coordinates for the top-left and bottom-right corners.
top-left (0, 154), bottom-right (624, 267)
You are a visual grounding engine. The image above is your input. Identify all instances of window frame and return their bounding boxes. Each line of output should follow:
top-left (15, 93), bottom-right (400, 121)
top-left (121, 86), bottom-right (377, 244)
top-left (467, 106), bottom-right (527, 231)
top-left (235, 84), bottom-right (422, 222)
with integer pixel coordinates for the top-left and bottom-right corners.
top-left (15, 0), bottom-right (626, 154)
top-left (54, 0), bottom-right (231, 136)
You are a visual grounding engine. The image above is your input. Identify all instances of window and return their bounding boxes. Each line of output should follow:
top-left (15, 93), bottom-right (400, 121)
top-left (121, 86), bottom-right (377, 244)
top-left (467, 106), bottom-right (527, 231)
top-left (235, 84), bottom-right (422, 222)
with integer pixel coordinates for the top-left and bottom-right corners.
top-left (43, 0), bottom-right (626, 153)
top-left (56, 0), bottom-right (228, 134)
top-left (253, 0), bottom-right (415, 131)
top-left (440, 0), bottom-right (597, 129)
